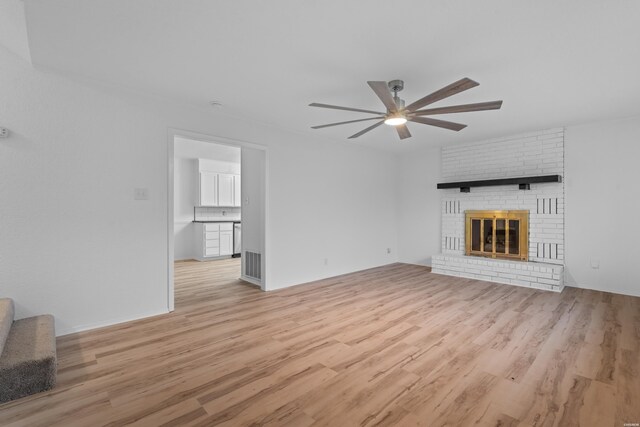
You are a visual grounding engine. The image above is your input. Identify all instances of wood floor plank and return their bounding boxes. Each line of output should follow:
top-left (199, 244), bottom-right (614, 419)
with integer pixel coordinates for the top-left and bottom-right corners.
top-left (0, 258), bottom-right (638, 426)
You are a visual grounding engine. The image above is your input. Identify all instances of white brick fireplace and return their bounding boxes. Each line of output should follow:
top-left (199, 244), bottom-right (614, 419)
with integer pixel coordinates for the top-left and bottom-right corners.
top-left (432, 128), bottom-right (565, 291)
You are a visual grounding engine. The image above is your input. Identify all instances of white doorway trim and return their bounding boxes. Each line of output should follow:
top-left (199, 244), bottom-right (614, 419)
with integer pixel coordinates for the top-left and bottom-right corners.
top-left (167, 128), bottom-right (268, 312)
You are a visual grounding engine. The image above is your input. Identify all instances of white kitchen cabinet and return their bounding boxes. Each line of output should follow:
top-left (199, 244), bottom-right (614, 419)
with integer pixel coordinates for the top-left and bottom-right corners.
top-left (198, 168), bottom-right (241, 207)
top-left (195, 222), bottom-right (235, 260)
top-left (233, 174), bottom-right (241, 207)
top-left (218, 174), bottom-right (235, 207)
top-left (205, 246), bottom-right (220, 257)
top-left (199, 172), bottom-right (218, 206)
top-left (219, 231), bottom-right (233, 255)
top-left (195, 223), bottom-right (219, 260)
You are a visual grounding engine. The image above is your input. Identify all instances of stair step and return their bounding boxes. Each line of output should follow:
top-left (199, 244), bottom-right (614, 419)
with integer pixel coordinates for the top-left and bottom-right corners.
top-left (0, 298), bottom-right (14, 357)
top-left (0, 314), bottom-right (56, 403)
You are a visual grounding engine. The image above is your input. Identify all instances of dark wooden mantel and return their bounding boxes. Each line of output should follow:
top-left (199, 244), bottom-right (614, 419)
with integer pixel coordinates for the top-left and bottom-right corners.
top-left (437, 174), bottom-right (562, 193)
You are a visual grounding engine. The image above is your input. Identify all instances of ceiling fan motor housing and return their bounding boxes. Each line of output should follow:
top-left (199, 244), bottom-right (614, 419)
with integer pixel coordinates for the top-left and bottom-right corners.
top-left (387, 80), bottom-right (404, 93)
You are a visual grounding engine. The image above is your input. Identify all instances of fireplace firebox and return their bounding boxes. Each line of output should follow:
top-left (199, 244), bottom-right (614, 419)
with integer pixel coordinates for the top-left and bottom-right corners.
top-left (465, 210), bottom-right (528, 261)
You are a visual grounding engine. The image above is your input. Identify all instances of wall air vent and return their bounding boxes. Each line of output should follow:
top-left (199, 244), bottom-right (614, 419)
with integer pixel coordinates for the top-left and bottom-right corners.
top-left (245, 251), bottom-right (262, 281)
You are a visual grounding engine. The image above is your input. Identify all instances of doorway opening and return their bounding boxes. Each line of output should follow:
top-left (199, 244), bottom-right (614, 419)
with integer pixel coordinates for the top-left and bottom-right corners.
top-left (168, 130), bottom-right (267, 311)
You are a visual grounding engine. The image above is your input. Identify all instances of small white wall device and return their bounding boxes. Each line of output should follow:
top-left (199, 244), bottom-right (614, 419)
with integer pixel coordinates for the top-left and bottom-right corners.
top-left (0, 127), bottom-right (9, 138)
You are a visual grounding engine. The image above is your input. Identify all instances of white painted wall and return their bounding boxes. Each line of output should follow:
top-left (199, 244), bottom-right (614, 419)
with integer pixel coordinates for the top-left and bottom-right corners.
top-left (198, 159), bottom-right (240, 175)
top-left (241, 147), bottom-right (266, 287)
top-left (0, 46), bottom-right (400, 335)
top-left (173, 158), bottom-right (198, 260)
top-left (564, 115), bottom-right (640, 297)
top-left (0, 0), bottom-right (31, 63)
top-left (174, 136), bottom-right (241, 164)
top-left (397, 147), bottom-right (441, 266)
top-left (0, 48), bottom-right (173, 335)
top-left (265, 138), bottom-right (399, 289)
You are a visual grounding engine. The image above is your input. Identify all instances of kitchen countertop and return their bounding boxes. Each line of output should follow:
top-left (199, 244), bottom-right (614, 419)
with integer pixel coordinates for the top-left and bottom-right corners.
top-left (192, 220), bottom-right (241, 223)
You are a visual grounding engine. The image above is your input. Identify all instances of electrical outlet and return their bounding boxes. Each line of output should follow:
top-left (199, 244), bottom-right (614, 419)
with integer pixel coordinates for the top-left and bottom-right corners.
top-left (386, 248), bottom-right (391, 254)
top-left (590, 259), bottom-right (600, 269)
top-left (0, 127), bottom-right (9, 138)
top-left (134, 188), bottom-right (149, 200)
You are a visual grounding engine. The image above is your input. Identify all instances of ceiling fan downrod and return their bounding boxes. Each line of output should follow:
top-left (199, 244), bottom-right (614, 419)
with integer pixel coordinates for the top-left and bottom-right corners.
top-left (388, 80), bottom-right (405, 110)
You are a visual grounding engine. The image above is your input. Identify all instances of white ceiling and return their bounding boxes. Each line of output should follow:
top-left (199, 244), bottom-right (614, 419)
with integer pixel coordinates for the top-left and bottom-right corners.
top-left (23, 0), bottom-right (640, 152)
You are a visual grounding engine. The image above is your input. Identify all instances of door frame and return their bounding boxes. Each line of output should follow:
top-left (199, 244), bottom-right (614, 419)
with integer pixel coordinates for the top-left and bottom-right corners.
top-left (167, 128), bottom-right (268, 311)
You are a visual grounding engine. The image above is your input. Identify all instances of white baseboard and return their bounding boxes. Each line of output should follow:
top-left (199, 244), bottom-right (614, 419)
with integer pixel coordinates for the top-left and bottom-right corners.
top-left (567, 283), bottom-right (640, 298)
top-left (56, 309), bottom-right (170, 337)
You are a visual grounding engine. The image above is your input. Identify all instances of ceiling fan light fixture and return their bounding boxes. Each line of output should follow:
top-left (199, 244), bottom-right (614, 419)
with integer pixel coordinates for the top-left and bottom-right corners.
top-left (384, 115), bottom-right (407, 126)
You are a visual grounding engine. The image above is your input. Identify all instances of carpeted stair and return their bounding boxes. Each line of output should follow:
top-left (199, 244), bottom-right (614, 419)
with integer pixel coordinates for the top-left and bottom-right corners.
top-left (0, 298), bottom-right (57, 403)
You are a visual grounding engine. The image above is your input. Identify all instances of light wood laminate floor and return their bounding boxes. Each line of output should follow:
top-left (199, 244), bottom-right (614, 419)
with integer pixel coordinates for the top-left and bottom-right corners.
top-left (0, 259), bottom-right (639, 426)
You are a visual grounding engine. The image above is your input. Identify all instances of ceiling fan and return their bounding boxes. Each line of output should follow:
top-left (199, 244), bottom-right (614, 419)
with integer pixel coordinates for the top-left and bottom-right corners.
top-left (309, 78), bottom-right (502, 140)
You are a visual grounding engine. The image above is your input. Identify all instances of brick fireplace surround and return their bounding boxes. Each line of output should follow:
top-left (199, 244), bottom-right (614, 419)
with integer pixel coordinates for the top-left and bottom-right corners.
top-left (432, 128), bottom-right (565, 292)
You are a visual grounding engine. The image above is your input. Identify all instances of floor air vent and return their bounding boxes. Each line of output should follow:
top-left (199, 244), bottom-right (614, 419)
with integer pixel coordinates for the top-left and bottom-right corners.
top-left (245, 251), bottom-right (262, 281)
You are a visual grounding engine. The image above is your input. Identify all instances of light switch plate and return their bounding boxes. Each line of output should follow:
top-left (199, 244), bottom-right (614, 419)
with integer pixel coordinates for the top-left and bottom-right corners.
top-left (134, 188), bottom-right (149, 200)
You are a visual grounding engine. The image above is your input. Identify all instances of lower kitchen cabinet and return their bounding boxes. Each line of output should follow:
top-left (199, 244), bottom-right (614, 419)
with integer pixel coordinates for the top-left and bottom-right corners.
top-left (195, 222), bottom-right (234, 260)
top-left (219, 223), bottom-right (233, 256)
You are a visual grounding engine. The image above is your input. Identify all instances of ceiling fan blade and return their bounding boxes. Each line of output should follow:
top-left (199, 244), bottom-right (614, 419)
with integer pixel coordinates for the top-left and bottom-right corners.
top-left (396, 124), bottom-right (411, 140)
top-left (367, 81), bottom-right (398, 113)
top-left (411, 100), bottom-right (503, 116)
top-left (311, 116), bottom-right (385, 129)
top-left (409, 116), bottom-right (467, 131)
top-left (348, 121), bottom-right (384, 139)
top-left (309, 103), bottom-right (384, 115)
top-left (405, 78), bottom-right (479, 112)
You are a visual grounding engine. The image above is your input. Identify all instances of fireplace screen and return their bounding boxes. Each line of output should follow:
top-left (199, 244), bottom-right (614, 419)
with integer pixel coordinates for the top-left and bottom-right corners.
top-left (465, 210), bottom-right (528, 261)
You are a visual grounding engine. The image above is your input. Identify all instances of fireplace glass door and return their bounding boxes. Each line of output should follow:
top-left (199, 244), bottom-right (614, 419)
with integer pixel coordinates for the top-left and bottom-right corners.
top-left (465, 210), bottom-right (528, 261)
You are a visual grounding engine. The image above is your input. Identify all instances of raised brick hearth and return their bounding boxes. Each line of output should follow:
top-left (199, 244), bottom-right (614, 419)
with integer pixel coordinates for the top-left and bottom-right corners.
top-left (432, 254), bottom-right (564, 292)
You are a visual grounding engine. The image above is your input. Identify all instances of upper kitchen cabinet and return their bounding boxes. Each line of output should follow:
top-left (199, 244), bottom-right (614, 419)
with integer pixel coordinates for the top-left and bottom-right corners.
top-left (218, 174), bottom-right (235, 207)
top-left (233, 175), bottom-right (241, 207)
top-left (198, 159), bottom-right (241, 207)
top-left (199, 172), bottom-right (218, 206)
